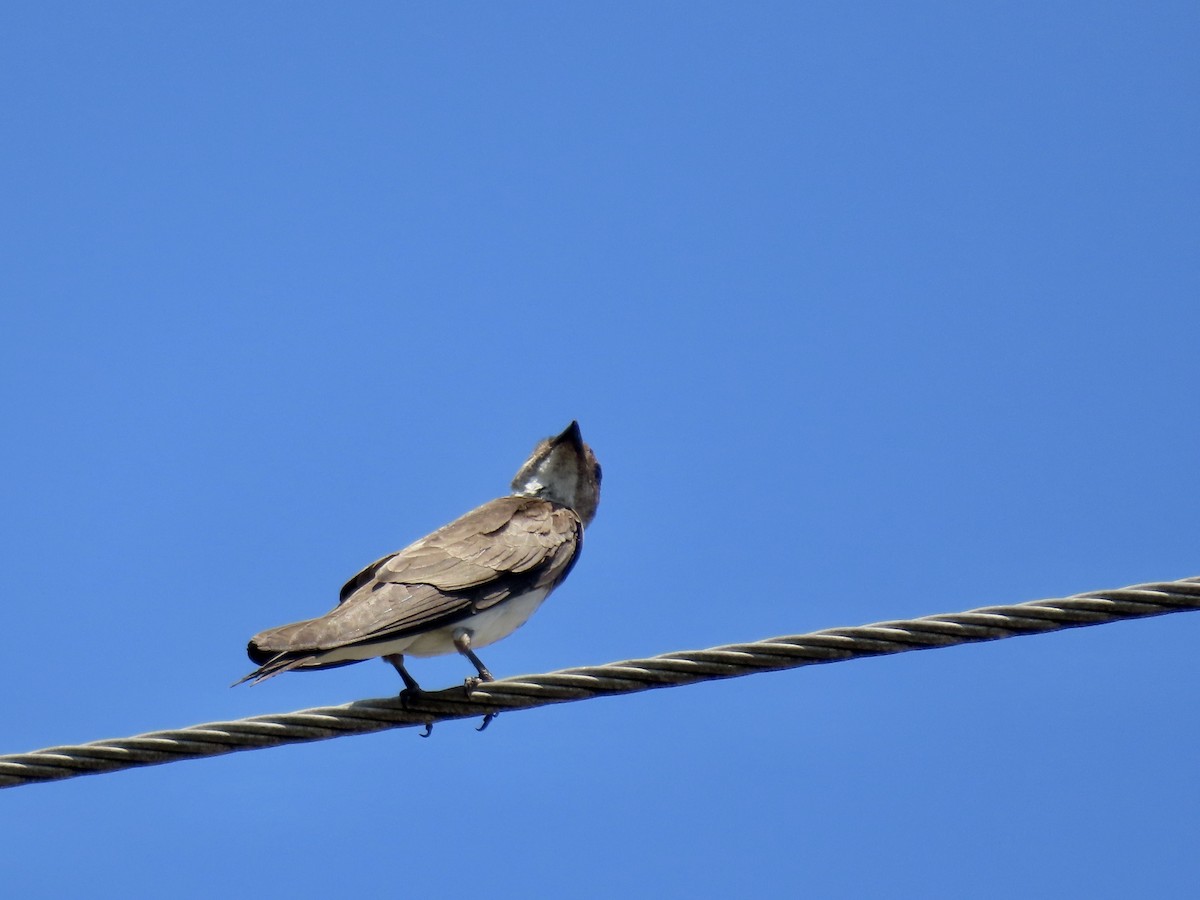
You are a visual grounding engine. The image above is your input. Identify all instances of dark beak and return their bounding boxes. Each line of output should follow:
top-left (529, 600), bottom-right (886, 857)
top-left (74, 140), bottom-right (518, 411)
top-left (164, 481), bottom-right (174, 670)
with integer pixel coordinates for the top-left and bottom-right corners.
top-left (553, 420), bottom-right (584, 449)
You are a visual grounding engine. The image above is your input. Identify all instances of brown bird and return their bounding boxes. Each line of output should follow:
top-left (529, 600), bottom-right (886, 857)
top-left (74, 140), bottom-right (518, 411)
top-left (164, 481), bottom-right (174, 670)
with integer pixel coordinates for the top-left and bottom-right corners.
top-left (237, 422), bottom-right (601, 692)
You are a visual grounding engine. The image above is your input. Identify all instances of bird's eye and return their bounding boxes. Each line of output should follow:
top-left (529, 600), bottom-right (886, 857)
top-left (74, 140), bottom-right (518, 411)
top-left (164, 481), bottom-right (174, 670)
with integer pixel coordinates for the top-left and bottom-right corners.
top-left (594, 463), bottom-right (603, 485)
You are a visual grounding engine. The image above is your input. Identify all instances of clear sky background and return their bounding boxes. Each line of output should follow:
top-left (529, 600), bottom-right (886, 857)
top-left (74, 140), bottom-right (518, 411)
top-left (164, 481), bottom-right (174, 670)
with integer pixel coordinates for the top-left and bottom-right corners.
top-left (2, 3), bottom-right (1197, 897)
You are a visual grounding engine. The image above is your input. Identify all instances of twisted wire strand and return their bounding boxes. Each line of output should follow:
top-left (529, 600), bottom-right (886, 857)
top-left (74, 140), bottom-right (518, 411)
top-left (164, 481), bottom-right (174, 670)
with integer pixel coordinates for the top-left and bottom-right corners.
top-left (3, 575), bottom-right (1197, 790)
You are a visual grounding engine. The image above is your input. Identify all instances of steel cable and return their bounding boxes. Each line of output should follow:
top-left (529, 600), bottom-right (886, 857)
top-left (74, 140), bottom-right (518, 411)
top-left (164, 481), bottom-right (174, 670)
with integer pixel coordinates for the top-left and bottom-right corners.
top-left (2, 576), bottom-right (1197, 789)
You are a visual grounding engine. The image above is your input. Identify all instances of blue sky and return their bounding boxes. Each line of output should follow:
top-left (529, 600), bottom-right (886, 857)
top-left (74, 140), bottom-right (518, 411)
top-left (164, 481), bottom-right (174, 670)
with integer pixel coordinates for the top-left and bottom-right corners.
top-left (2, 3), bottom-right (1198, 897)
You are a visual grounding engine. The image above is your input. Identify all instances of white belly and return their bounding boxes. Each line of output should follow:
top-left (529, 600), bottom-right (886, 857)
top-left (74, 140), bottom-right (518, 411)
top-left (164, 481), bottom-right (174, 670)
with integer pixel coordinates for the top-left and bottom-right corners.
top-left (404, 587), bottom-right (550, 657)
top-left (311, 587), bottom-right (551, 664)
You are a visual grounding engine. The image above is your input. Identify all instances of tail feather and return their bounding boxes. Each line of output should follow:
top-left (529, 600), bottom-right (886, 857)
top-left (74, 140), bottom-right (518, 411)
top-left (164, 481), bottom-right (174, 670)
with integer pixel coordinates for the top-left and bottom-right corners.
top-left (232, 650), bottom-right (323, 687)
top-left (234, 618), bottom-right (337, 687)
top-left (246, 618), bottom-right (322, 662)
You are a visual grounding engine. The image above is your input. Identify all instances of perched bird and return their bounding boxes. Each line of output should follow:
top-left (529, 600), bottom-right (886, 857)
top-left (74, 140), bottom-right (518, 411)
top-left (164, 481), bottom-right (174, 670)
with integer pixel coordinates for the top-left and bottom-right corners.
top-left (238, 421), bottom-right (601, 692)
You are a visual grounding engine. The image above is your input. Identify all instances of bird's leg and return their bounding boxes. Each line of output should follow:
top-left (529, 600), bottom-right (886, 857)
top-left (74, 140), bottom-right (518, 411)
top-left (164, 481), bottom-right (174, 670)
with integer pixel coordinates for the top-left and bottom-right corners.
top-left (385, 654), bottom-right (434, 737)
top-left (385, 654), bottom-right (422, 693)
top-left (452, 630), bottom-right (498, 732)
top-left (452, 630), bottom-right (494, 684)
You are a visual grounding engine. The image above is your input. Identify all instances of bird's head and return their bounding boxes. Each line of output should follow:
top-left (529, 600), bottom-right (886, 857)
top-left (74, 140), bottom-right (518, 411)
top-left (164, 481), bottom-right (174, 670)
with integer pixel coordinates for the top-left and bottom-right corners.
top-left (511, 421), bottom-right (602, 527)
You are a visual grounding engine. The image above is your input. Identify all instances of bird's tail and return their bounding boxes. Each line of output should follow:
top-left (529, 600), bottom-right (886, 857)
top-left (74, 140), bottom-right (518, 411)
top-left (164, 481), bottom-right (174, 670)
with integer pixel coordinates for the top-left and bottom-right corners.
top-left (232, 618), bottom-right (329, 687)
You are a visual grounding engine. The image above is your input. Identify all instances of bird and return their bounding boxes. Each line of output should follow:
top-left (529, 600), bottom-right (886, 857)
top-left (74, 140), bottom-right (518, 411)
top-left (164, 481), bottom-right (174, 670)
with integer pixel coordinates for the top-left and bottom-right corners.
top-left (237, 421), bottom-right (601, 693)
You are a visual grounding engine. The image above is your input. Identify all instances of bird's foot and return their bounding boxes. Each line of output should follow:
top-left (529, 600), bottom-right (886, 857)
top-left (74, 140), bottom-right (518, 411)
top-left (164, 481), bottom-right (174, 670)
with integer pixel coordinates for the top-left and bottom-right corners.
top-left (461, 670), bottom-right (496, 732)
top-left (398, 685), bottom-right (427, 705)
top-left (463, 670), bottom-right (495, 692)
top-left (397, 686), bottom-right (435, 738)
